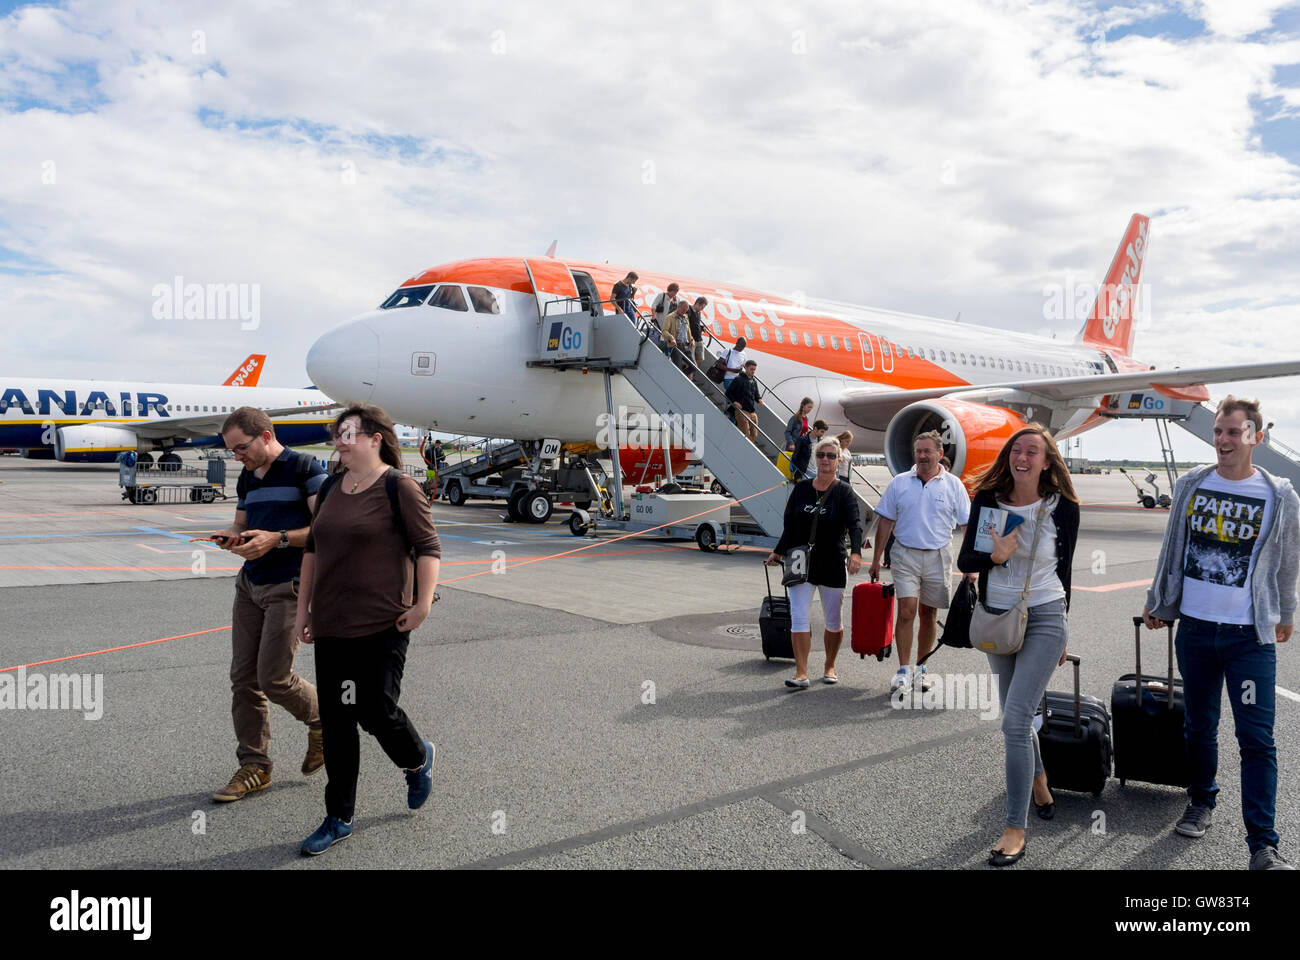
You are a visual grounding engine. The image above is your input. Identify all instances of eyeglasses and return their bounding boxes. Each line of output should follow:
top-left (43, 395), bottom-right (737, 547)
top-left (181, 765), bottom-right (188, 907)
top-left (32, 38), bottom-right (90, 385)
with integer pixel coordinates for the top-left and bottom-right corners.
top-left (816, 452), bottom-right (839, 460)
top-left (230, 438), bottom-right (260, 455)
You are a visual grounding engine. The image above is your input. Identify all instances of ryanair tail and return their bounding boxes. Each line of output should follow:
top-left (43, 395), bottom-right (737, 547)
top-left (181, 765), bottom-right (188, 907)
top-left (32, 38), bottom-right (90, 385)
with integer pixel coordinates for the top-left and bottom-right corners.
top-left (1075, 213), bottom-right (1149, 357)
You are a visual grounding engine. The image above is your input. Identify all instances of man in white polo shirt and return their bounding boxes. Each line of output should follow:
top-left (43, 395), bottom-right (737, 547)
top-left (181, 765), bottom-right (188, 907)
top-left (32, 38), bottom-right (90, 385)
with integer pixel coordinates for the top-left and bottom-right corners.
top-left (870, 430), bottom-right (972, 692)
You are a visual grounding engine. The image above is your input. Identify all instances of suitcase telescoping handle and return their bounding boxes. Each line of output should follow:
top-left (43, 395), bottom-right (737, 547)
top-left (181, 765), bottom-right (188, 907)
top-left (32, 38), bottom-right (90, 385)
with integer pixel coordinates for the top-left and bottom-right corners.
top-left (1130, 615), bottom-right (1176, 710)
top-left (1040, 653), bottom-right (1084, 740)
top-left (764, 563), bottom-right (788, 602)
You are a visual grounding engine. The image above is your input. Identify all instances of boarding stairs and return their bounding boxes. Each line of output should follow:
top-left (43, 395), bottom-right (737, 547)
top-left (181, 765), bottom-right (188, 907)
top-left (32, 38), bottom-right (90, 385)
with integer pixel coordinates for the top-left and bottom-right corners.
top-left (1099, 389), bottom-right (1300, 490)
top-left (529, 300), bottom-right (876, 539)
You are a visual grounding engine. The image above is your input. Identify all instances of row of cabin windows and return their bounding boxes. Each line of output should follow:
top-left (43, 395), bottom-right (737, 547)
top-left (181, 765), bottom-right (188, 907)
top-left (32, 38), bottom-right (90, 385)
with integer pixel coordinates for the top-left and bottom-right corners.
top-left (0, 401), bottom-right (264, 415)
top-left (379, 283), bottom-right (501, 314)
top-left (720, 321), bottom-right (1102, 379)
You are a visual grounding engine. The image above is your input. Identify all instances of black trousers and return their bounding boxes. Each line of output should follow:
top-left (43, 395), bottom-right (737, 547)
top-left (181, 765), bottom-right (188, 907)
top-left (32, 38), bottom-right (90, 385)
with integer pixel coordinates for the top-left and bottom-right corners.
top-left (315, 626), bottom-right (425, 821)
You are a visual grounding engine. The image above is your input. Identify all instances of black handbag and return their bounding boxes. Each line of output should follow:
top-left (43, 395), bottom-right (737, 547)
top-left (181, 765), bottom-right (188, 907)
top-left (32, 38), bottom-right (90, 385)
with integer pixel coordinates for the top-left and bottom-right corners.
top-left (782, 482), bottom-right (833, 587)
top-left (917, 577), bottom-right (976, 666)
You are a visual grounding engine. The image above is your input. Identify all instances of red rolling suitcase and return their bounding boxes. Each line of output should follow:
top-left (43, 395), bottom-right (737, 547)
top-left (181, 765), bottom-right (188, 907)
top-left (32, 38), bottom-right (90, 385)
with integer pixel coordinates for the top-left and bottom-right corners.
top-left (851, 579), bottom-right (894, 660)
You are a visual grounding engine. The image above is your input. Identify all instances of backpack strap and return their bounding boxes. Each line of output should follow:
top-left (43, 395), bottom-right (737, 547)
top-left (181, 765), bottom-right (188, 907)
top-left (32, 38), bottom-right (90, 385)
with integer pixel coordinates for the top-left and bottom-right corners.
top-left (313, 471), bottom-right (341, 513)
top-left (293, 451), bottom-right (316, 482)
top-left (384, 468), bottom-right (405, 533)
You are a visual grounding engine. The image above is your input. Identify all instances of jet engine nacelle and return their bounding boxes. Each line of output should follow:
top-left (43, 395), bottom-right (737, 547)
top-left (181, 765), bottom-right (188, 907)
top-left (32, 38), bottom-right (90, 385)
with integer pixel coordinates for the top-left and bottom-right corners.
top-left (884, 398), bottom-right (1027, 484)
top-left (54, 425), bottom-right (142, 463)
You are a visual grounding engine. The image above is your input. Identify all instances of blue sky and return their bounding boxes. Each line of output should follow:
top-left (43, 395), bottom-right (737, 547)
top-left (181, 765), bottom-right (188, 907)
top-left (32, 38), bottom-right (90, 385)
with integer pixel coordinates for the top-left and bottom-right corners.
top-left (3, 0), bottom-right (1300, 462)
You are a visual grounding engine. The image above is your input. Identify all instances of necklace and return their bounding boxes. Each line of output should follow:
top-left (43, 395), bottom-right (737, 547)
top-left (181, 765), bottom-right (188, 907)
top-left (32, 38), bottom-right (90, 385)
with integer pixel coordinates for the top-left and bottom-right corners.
top-left (349, 464), bottom-right (385, 493)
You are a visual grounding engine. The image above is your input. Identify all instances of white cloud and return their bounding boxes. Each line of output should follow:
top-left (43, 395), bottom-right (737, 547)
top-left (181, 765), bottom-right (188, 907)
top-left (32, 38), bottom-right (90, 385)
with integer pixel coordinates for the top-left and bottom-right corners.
top-left (1, 0), bottom-right (1299, 460)
top-left (1195, 0), bottom-right (1295, 38)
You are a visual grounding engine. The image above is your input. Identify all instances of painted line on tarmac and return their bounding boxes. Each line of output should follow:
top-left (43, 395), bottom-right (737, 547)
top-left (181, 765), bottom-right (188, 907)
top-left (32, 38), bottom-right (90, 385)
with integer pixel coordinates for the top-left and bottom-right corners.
top-left (1278, 686), bottom-right (1300, 704)
top-left (132, 525), bottom-right (201, 543)
top-left (1073, 578), bottom-right (1152, 593)
top-left (0, 564), bottom-right (242, 571)
top-left (457, 725), bottom-right (988, 869)
top-left (1, 625), bottom-right (231, 673)
top-left (0, 532), bottom-right (143, 540)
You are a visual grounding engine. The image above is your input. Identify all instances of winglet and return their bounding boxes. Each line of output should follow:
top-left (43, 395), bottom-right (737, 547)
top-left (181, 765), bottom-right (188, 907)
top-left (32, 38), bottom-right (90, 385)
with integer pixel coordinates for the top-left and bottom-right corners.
top-left (1076, 214), bottom-right (1149, 357)
top-left (544, 239), bottom-right (558, 258)
top-left (223, 354), bottom-right (265, 386)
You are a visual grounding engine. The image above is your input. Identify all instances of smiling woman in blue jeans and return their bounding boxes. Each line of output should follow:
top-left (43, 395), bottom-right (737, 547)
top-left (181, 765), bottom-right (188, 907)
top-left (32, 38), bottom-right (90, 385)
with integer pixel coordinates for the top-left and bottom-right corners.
top-left (958, 424), bottom-right (1080, 868)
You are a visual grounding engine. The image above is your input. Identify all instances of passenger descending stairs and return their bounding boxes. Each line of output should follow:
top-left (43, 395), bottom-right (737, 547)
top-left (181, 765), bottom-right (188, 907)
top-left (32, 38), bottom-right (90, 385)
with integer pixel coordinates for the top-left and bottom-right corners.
top-left (582, 311), bottom-right (789, 536)
top-left (571, 309), bottom-right (876, 539)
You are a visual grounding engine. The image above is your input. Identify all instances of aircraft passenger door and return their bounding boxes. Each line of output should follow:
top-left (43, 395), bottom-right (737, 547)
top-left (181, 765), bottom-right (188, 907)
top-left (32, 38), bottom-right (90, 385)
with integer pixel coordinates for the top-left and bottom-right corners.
top-left (859, 333), bottom-right (875, 371)
top-left (523, 259), bottom-right (581, 324)
top-left (879, 337), bottom-right (895, 373)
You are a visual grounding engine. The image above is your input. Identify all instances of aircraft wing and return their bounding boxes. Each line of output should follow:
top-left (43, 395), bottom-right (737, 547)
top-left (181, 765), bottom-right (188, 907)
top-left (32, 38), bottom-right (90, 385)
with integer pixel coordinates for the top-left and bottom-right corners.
top-left (837, 359), bottom-right (1300, 431)
top-left (129, 403), bottom-right (338, 440)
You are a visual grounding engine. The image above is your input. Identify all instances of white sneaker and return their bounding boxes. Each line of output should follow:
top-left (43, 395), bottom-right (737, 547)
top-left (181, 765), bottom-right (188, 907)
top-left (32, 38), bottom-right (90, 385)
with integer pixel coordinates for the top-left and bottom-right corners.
top-left (890, 668), bottom-right (912, 692)
top-left (918, 666), bottom-right (934, 692)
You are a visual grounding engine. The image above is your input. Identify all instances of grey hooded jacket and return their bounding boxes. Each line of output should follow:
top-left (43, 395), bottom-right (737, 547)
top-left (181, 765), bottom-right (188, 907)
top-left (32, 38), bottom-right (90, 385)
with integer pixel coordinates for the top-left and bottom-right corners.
top-left (1145, 463), bottom-right (1300, 645)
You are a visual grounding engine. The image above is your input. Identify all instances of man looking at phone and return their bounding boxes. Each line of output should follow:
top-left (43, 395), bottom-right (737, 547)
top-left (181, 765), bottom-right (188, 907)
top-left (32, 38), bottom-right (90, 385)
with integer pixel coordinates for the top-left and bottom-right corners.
top-left (211, 407), bottom-right (328, 802)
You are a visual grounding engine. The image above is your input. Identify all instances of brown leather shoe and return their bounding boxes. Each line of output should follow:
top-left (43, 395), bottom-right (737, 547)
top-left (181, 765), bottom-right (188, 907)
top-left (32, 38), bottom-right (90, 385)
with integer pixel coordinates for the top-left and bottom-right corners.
top-left (302, 726), bottom-right (325, 776)
top-left (213, 764), bottom-right (271, 802)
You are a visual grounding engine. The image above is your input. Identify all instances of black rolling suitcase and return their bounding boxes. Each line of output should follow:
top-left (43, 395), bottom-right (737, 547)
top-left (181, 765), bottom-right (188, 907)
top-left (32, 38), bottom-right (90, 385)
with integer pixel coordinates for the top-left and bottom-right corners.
top-left (760, 566), bottom-right (794, 660)
top-left (1112, 617), bottom-right (1189, 788)
top-left (1039, 654), bottom-right (1113, 797)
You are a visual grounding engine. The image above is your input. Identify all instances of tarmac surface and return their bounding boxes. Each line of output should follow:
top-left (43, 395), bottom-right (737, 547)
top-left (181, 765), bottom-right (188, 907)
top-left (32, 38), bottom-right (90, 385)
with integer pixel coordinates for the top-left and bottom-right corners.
top-left (1, 453), bottom-right (1297, 870)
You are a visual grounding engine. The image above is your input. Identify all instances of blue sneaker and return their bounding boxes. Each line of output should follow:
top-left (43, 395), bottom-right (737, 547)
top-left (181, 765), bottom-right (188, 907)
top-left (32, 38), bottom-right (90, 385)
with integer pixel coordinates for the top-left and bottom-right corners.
top-left (405, 740), bottom-right (436, 810)
top-left (301, 815), bottom-right (352, 856)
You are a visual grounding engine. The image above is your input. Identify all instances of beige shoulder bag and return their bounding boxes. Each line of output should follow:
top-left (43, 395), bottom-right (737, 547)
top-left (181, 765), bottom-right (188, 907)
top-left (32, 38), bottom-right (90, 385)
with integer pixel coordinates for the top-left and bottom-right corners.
top-left (969, 499), bottom-right (1048, 655)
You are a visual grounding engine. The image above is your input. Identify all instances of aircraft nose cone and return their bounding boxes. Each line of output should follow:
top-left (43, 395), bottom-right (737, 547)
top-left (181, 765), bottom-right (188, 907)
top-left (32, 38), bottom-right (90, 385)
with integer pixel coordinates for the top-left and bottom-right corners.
top-left (307, 320), bottom-right (378, 404)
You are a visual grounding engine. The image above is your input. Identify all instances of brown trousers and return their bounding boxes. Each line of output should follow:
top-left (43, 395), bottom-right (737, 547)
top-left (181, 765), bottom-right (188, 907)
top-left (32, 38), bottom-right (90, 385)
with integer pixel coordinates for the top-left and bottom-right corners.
top-left (230, 572), bottom-right (319, 773)
top-left (737, 408), bottom-right (758, 442)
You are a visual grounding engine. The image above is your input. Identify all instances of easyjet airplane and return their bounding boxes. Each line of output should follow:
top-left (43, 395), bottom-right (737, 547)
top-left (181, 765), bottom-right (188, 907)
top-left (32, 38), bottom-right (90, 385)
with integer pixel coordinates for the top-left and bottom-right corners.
top-left (305, 215), bottom-right (1300, 483)
top-left (0, 354), bottom-right (335, 463)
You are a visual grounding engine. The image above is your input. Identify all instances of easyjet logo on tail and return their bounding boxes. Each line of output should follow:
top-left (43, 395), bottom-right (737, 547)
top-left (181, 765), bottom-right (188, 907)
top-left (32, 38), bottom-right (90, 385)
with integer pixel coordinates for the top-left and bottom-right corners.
top-left (1080, 214), bottom-right (1149, 356)
top-left (224, 354), bottom-right (265, 387)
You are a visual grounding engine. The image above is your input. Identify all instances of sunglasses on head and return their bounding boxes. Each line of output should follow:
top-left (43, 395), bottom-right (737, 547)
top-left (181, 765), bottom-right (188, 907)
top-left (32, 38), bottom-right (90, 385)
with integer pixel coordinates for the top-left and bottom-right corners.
top-left (816, 451), bottom-right (838, 459)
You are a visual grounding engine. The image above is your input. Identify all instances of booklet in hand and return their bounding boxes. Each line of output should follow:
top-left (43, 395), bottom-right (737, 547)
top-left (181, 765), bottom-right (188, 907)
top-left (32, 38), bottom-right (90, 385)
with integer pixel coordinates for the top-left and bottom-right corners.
top-left (973, 507), bottom-right (1025, 565)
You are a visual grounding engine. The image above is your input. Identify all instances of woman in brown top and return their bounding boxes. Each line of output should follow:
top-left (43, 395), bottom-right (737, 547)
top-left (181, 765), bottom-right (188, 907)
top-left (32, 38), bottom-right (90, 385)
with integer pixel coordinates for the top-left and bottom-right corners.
top-left (293, 404), bottom-right (443, 856)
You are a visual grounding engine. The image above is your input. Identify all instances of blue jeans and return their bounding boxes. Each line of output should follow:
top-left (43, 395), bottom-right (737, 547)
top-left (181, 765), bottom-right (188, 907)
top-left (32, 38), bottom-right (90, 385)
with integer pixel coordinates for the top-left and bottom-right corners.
top-left (1175, 615), bottom-right (1279, 853)
top-left (985, 599), bottom-right (1068, 829)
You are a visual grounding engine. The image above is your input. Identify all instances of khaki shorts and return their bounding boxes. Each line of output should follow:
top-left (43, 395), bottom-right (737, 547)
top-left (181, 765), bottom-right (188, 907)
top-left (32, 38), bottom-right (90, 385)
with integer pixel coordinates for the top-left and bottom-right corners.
top-left (890, 543), bottom-right (952, 609)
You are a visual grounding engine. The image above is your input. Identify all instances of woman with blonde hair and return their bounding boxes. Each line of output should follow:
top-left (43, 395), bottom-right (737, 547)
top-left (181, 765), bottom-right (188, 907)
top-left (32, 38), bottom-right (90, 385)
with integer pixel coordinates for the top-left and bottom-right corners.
top-left (765, 437), bottom-right (864, 688)
top-left (957, 423), bottom-right (1080, 867)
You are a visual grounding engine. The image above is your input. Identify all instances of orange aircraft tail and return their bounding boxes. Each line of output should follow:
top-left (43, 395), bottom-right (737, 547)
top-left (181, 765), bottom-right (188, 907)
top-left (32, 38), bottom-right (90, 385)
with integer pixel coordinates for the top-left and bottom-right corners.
top-left (1076, 213), bottom-right (1149, 357)
top-left (223, 354), bottom-right (265, 387)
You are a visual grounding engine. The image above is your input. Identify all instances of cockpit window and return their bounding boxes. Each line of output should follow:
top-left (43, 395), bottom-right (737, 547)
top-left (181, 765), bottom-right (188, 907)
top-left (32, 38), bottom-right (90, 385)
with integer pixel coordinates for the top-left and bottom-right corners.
top-left (429, 285), bottom-right (469, 312)
top-left (380, 285), bottom-right (434, 309)
top-left (468, 286), bottom-right (501, 314)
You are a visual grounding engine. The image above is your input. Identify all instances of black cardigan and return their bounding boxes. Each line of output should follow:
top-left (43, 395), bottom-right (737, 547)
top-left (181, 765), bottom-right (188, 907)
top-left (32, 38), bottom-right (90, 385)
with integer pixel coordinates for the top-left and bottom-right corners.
top-left (774, 480), bottom-right (864, 588)
top-left (956, 490), bottom-right (1080, 611)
